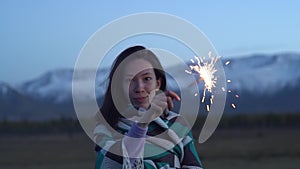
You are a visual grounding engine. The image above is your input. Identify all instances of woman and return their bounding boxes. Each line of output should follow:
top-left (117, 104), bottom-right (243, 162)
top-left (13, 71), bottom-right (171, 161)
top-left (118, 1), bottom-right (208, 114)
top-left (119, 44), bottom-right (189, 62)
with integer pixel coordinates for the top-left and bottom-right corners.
top-left (94, 45), bottom-right (203, 169)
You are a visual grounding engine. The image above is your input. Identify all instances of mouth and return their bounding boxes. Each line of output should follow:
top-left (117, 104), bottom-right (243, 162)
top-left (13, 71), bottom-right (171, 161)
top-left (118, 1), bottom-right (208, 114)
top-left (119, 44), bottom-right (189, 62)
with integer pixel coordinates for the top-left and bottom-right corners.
top-left (133, 96), bottom-right (148, 103)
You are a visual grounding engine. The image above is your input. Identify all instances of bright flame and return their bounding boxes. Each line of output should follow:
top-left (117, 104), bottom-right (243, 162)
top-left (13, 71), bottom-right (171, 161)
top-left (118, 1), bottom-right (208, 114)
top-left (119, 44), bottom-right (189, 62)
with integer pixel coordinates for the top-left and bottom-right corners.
top-left (189, 52), bottom-right (219, 93)
top-left (187, 53), bottom-right (238, 112)
top-left (188, 52), bottom-right (219, 112)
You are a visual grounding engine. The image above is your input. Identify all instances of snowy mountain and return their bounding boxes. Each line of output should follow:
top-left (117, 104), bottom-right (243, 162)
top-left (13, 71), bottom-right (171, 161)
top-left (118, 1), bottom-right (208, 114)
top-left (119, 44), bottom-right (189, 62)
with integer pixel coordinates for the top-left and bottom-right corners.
top-left (0, 52), bottom-right (300, 121)
top-left (223, 53), bottom-right (300, 114)
top-left (17, 69), bottom-right (74, 103)
top-left (17, 68), bottom-right (108, 103)
top-left (225, 53), bottom-right (300, 94)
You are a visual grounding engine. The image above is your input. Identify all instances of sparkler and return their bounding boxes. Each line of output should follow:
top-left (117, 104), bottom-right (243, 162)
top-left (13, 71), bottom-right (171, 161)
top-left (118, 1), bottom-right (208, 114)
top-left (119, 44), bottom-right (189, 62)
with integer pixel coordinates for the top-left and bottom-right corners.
top-left (187, 52), bottom-right (219, 112)
top-left (186, 53), bottom-right (239, 144)
top-left (186, 52), bottom-right (238, 112)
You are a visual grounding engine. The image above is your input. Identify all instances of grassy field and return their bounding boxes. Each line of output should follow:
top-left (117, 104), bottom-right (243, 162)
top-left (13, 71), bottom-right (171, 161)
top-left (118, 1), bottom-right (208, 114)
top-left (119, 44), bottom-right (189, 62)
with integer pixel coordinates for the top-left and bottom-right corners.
top-left (197, 128), bottom-right (300, 169)
top-left (0, 127), bottom-right (299, 169)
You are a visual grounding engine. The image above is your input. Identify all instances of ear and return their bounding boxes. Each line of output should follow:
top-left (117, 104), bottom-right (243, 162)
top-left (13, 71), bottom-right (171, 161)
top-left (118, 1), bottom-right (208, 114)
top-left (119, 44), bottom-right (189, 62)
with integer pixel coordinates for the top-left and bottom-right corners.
top-left (156, 78), bottom-right (162, 89)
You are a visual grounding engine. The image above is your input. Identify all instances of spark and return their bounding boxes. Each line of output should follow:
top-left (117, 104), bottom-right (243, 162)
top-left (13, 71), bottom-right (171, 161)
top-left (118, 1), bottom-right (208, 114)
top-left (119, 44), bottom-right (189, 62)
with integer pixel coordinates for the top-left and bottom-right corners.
top-left (231, 103), bottom-right (236, 109)
top-left (206, 105), bottom-right (210, 111)
top-left (185, 70), bottom-right (192, 74)
top-left (210, 95), bottom-right (214, 104)
top-left (225, 60), bottom-right (231, 65)
top-left (224, 59), bottom-right (239, 110)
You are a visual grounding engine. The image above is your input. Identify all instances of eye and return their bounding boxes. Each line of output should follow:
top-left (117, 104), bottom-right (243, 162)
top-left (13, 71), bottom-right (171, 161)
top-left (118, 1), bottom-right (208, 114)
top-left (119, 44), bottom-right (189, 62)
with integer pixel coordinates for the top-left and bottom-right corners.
top-left (144, 77), bottom-right (152, 81)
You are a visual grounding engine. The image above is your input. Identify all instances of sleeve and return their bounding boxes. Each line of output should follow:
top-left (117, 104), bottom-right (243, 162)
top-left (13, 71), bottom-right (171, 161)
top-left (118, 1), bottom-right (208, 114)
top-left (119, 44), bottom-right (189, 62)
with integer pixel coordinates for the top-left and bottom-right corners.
top-left (124, 122), bottom-right (147, 166)
top-left (94, 121), bottom-right (147, 169)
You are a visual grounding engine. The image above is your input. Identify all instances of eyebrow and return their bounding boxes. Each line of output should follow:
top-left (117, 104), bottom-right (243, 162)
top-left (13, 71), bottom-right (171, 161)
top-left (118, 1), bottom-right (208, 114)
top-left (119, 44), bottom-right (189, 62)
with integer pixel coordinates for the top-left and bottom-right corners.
top-left (125, 70), bottom-right (153, 78)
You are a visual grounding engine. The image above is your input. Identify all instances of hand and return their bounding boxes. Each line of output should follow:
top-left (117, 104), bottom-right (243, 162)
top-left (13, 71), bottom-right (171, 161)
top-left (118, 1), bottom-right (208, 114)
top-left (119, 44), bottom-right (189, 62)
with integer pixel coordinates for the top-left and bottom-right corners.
top-left (137, 91), bottom-right (167, 127)
top-left (166, 90), bottom-right (181, 110)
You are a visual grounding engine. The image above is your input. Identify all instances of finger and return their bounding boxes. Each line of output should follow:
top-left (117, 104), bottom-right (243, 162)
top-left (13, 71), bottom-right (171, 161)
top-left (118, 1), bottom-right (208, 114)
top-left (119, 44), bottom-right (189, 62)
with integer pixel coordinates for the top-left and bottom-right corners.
top-left (167, 90), bottom-right (181, 101)
top-left (167, 96), bottom-right (174, 110)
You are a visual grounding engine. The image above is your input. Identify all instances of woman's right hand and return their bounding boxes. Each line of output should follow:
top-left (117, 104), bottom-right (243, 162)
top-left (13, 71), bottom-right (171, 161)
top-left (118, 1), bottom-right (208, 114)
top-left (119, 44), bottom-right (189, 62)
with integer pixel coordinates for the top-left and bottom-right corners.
top-left (166, 90), bottom-right (180, 110)
top-left (137, 91), bottom-right (167, 128)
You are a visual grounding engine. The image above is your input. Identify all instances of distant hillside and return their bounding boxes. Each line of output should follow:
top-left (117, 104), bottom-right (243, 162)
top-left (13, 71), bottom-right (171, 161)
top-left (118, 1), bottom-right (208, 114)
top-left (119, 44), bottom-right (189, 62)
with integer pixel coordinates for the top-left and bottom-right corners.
top-left (1, 52), bottom-right (300, 121)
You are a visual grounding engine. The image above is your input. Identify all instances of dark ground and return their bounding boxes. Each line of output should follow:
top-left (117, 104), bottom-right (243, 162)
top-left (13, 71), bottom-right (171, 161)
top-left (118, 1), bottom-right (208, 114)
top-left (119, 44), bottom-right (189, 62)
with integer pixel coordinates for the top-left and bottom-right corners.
top-left (0, 127), bottom-right (299, 169)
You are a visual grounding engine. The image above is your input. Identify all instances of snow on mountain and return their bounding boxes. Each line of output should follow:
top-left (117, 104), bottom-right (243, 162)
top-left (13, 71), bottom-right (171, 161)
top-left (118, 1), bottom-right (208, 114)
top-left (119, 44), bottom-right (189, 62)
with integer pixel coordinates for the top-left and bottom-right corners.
top-left (72, 68), bottom-right (108, 102)
top-left (16, 68), bottom-right (109, 103)
top-left (224, 53), bottom-right (300, 95)
top-left (0, 52), bottom-right (299, 121)
top-left (14, 53), bottom-right (300, 106)
top-left (16, 69), bottom-right (73, 103)
top-left (220, 52), bottom-right (300, 114)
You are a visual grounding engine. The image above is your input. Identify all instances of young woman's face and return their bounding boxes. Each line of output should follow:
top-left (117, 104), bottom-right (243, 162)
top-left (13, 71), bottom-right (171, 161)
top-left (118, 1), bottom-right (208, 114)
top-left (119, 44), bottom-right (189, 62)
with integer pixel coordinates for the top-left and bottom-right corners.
top-left (123, 59), bottom-right (161, 109)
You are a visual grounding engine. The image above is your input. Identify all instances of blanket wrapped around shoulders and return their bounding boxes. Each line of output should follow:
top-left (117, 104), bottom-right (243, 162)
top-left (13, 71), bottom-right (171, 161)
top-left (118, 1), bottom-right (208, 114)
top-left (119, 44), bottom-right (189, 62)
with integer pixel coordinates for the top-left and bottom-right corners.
top-left (94, 111), bottom-right (203, 169)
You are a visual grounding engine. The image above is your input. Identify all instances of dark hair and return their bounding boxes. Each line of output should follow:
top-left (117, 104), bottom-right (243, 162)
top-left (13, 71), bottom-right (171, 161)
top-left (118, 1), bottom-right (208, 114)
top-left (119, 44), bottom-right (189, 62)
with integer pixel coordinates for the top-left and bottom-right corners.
top-left (100, 45), bottom-right (167, 129)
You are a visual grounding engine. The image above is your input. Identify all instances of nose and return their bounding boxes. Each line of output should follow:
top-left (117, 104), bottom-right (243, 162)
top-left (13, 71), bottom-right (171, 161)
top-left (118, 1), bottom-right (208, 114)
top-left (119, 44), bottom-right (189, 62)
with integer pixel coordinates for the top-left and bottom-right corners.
top-left (133, 79), bottom-right (145, 93)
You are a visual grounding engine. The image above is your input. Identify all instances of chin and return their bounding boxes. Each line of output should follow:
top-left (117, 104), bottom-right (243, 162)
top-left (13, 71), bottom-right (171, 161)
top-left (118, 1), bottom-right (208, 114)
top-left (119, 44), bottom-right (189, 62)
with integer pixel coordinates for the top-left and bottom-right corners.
top-left (135, 103), bottom-right (150, 110)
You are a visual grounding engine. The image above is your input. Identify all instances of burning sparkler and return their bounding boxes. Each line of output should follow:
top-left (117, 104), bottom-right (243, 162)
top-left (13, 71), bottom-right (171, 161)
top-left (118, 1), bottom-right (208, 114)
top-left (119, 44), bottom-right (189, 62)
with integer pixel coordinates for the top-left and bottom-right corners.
top-left (186, 52), bottom-right (238, 112)
top-left (187, 52), bottom-right (219, 112)
top-left (187, 53), bottom-right (239, 144)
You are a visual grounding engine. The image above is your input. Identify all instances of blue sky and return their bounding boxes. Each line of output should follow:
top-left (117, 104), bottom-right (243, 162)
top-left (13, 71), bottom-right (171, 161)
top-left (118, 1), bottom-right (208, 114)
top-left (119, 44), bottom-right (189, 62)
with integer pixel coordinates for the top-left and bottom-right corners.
top-left (1, 0), bottom-right (300, 84)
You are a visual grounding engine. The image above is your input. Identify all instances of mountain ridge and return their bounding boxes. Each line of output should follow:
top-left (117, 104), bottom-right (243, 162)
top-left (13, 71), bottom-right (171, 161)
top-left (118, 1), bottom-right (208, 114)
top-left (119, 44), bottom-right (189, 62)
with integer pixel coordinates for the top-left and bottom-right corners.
top-left (1, 52), bottom-right (300, 121)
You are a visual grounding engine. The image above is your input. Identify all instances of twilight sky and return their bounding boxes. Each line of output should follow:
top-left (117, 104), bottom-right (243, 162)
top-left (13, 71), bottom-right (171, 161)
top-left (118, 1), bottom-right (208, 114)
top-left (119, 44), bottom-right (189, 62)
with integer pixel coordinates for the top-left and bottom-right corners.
top-left (1, 0), bottom-right (300, 84)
